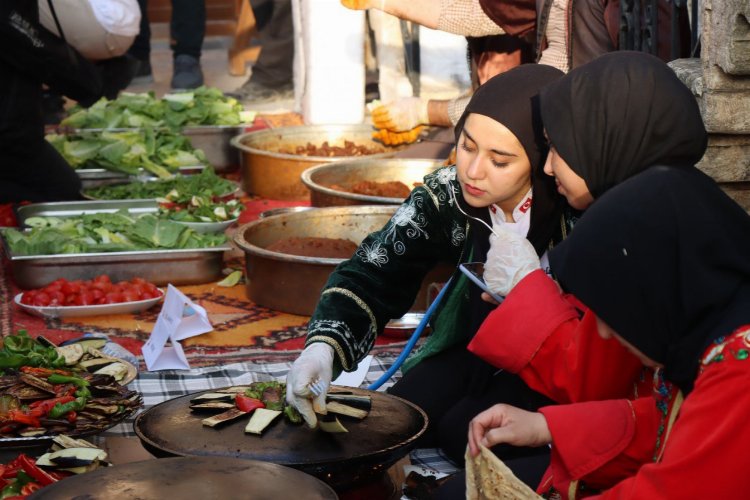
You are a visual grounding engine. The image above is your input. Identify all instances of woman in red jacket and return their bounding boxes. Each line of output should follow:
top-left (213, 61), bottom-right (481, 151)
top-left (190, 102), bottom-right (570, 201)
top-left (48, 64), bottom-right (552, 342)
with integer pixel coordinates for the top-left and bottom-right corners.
top-left (469, 165), bottom-right (750, 498)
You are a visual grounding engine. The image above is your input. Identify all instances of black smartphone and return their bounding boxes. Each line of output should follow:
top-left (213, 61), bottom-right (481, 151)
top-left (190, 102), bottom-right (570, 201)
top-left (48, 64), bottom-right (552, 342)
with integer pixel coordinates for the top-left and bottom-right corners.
top-left (458, 262), bottom-right (504, 303)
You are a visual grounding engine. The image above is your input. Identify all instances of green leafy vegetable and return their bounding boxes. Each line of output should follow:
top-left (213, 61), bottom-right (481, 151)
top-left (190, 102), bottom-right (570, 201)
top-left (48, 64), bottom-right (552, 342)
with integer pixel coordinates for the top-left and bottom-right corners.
top-left (47, 129), bottom-right (207, 178)
top-left (160, 196), bottom-right (244, 223)
top-left (82, 167), bottom-right (237, 201)
top-left (2, 209), bottom-right (227, 256)
top-left (60, 87), bottom-right (246, 129)
top-left (0, 331), bottom-right (65, 370)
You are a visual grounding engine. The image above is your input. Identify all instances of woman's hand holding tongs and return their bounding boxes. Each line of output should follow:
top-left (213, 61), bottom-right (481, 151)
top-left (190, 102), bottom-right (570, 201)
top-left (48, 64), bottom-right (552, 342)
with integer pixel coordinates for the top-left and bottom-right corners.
top-left (285, 343), bottom-right (334, 428)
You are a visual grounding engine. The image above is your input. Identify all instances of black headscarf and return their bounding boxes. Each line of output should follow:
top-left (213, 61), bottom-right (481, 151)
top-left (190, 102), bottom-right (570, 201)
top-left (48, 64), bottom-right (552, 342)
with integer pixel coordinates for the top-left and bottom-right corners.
top-left (454, 63), bottom-right (565, 256)
top-left (550, 166), bottom-right (750, 393)
top-left (540, 51), bottom-right (708, 199)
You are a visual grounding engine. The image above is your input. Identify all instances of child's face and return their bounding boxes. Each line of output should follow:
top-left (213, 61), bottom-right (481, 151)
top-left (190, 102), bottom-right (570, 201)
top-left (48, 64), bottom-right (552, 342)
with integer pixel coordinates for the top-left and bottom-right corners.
top-left (455, 114), bottom-right (532, 214)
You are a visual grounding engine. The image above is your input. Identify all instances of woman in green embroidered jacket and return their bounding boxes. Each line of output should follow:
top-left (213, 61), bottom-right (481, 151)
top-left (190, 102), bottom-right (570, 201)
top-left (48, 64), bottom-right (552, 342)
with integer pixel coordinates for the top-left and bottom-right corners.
top-left (286, 63), bottom-right (569, 463)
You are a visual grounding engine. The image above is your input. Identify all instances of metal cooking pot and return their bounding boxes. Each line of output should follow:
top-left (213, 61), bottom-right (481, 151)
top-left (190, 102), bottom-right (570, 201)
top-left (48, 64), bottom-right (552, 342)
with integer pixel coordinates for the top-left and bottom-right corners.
top-left (234, 205), bottom-right (452, 316)
top-left (235, 206), bottom-right (396, 316)
top-left (230, 125), bottom-right (404, 201)
top-left (301, 158), bottom-right (444, 207)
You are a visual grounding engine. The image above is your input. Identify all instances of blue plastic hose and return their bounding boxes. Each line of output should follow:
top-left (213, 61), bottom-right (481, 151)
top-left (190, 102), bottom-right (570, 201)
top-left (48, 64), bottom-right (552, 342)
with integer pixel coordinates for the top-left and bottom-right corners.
top-left (367, 277), bottom-right (453, 390)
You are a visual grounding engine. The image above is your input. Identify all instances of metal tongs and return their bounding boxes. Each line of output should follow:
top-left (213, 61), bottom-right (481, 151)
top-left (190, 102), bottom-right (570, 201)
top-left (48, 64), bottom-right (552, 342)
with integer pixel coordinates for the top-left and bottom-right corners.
top-left (308, 379), bottom-right (326, 397)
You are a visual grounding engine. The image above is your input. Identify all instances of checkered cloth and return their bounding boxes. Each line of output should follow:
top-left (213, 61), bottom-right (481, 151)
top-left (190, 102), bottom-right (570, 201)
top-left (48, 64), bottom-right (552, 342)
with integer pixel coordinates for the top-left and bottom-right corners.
top-left (103, 356), bottom-right (461, 476)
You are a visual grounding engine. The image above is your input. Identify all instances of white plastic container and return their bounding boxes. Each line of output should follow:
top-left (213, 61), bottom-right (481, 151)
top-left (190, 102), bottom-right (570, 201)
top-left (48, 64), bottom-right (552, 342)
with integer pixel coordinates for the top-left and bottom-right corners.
top-left (298, 0), bottom-right (366, 124)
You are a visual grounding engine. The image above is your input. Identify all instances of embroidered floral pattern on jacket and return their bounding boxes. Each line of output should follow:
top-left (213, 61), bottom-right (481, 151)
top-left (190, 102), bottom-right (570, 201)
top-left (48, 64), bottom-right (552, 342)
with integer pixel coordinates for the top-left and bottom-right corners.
top-left (356, 241), bottom-right (389, 267)
top-left (381, 196), bottom-right (429, 255)
top-left (700, 326), bottom-right (750, 369)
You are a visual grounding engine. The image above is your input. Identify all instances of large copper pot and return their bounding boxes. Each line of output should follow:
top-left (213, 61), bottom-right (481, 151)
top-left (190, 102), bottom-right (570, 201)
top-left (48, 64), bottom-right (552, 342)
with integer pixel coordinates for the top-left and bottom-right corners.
top-left (230, 125), bottom-right (403, 201)
top-left (234, 205), bottom-right (452, 316)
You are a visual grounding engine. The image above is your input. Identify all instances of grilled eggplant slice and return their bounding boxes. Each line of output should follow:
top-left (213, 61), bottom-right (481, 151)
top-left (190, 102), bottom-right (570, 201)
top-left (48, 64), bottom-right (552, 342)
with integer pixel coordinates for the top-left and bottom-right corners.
top-left (78, 358), bottom-right (116, 371)
top-left (317, 413), bottom-right (348, 433)
top-left (190, 401), bottom-right (236, 412)
top-left (93, 362), bottom-right (129, 382)
top-left (56, 344), bottom-right (85, 365)
top-left (245, 408), bottom-right (282, 435)
top-left (52, 435), bottom-right (99, 451)
top-left (190, 393), bottom-right (234, 404)
top-left (326, 394), bottom-right (372, 411)
top-left (215, 386), bottom-right (252, 394)
top-left (37, 447), bottom-right (107, 468)
top-left (202, 408), bottom-right (248, 428)
top-left (18, 427), bottom-right (47, 437)
top-left (326, 401), bottom-right (368, 420)
top-left (19, 374), bottom-right (57, 394)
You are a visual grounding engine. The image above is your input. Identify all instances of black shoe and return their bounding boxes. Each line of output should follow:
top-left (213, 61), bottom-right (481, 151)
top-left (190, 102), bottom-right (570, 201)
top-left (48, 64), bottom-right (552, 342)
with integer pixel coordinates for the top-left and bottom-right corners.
top-left (130, 57), bottom-right (154, 84)
top-left (171, 54), bottom-right (204, 90)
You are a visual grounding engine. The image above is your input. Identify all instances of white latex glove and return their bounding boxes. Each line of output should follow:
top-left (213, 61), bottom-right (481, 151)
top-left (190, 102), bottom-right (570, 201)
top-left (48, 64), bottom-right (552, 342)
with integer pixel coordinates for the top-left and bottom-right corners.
top-left (483, 226), bottom-right (541, 297)
top-left (369, 97), bottom-right (430, 132)
top-left (285, 343), bottom-right (334, 428)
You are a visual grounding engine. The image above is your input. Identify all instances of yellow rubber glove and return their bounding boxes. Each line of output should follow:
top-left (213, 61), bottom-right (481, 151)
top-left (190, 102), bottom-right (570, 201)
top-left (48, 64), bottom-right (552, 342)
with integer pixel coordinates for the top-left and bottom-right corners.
top-left (368, 97), bottom-right (431, 132)
top-left (372, 126), bottom-right (424, 146)
top-left (340, 0), bottom-right (377, 9)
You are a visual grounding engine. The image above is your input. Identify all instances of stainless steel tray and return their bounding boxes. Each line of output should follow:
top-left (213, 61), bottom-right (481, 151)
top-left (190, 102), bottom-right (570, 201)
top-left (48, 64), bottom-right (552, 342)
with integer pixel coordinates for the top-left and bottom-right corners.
top-left (17, 199), bottom-right (159, 225)
top-left (76, 165), bottom-right (206, 189)
top-left (5, 200), bottom-right (230, 288)
top-left (183, 125), bottom-right (243, 172)
top-left (4, 246), bottom-right (229, 289)
top-left (75, 126), bottom-right (245, 172)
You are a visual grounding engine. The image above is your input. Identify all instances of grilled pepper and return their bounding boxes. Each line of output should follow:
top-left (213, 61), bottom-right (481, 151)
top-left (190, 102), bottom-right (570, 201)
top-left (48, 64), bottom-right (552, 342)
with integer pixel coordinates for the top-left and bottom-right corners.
top-left (17, 455), bottom-right (58, 486)
top-left (47, 397), bottom-right (87, 420)
top-left (46, 374), bottom-right (91, 398)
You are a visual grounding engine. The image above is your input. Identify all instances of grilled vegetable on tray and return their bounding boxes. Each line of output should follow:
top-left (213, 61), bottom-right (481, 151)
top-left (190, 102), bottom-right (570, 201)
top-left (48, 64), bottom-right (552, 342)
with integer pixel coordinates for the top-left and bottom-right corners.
top-left (0, 331), bottom-right (141, 439)
top-left (194, 382), bottom-right (370, 434)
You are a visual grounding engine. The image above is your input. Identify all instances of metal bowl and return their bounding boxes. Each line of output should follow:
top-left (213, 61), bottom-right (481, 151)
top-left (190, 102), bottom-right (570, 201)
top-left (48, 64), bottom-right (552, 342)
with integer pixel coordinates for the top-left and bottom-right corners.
top-left (258, 206), bottom-right (316, 219)
top-left (230, 125), bottom-right (404, 201)
top-left (234, 205), bottom-right (451, 316)
top-left (302, 158), bottom-right (443, 207)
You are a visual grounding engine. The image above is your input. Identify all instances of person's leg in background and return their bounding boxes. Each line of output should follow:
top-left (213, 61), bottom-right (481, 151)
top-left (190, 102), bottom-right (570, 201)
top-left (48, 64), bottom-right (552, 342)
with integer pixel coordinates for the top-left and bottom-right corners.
top-left (234, 0), bottom-right (294, 103)
top-left (170, 0), bottom-right (206, 89)
top-left (127, 0), bottom-right (153, 82)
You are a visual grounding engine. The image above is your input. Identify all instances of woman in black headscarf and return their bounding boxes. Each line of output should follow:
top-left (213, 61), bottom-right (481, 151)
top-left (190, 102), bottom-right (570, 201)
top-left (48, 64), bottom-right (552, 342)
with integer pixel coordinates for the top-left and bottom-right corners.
top-left (540, 50), bottom-right (707, 209)
top-left (285, 64), bottom-right (570, 472)
top-left (468, 165), bottom-right (750, 497)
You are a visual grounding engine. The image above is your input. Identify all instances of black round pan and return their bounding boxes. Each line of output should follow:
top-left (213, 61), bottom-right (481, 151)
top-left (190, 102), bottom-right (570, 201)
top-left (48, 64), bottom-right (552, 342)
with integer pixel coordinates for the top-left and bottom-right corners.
top-left (27, 456), bottom-right (338, 499)
top-left (134, 387), bottom-right (428, 491)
